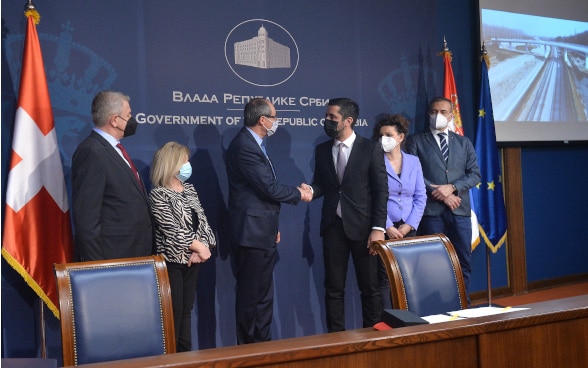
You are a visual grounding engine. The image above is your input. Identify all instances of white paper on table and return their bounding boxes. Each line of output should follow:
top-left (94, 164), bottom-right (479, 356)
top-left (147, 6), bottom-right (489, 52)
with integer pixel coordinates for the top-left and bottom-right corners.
top-left (447, 306), bottom-right (530, 318)
top-left (421, 314), bottom-right (466, 323)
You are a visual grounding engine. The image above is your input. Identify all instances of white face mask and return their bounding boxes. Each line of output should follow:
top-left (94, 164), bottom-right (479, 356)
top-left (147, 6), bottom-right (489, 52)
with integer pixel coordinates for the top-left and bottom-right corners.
top-left (263, 117), bottom-right (279, 137)
top-left (429, 113), bottom-right (449, 130)
top-left (447, 116), bottom-right (456, 132)
top-left (380, 136), bottom-right (398, 152)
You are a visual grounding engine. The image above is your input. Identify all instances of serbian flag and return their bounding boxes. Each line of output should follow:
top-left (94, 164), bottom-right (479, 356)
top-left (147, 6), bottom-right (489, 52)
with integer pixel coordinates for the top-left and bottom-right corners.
top-left (2, 11), bottom-right (73, 319)
top-left (440, 39), bottom-right (480, 249)
top-left (440, 41), bottom-right (464, 136)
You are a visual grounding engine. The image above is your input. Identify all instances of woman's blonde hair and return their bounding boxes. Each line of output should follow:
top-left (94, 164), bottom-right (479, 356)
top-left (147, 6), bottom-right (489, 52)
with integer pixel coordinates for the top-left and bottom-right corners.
top-left (150, 141), bottom-right (189, 187)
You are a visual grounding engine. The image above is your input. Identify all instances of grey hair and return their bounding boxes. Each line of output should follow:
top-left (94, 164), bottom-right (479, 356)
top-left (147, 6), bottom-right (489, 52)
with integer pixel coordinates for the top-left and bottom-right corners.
top-left (243, 98), bottom-right (271, 127)
top-left (91, 91), bottom-right (130, 127)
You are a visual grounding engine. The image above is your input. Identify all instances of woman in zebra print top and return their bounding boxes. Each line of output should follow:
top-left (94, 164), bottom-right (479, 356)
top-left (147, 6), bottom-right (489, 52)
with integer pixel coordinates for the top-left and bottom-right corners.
top-left (149, 141), bottom-right (216, 352)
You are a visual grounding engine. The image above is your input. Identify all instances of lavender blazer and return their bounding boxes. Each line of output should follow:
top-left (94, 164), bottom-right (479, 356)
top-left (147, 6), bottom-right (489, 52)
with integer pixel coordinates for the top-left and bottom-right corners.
top-left (384, 151), bottom-right (426, 230)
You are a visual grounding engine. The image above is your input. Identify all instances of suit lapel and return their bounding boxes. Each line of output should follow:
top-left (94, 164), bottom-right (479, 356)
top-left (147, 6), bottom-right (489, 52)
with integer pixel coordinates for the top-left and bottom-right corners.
top-left (384, 156), bottom-right (401, 184)
top-left (343, 135), bottom-right (365, 183)
top-left (317, 140), bottom-right (336, 182)
top-left (241, 127), bottom-right (273, 169)
top-left (424, 131), bottom-right (446, 166)
top-left (91, 132), bottom-right (145, 195)
top-left (446, 132), bottom-right (456, 165)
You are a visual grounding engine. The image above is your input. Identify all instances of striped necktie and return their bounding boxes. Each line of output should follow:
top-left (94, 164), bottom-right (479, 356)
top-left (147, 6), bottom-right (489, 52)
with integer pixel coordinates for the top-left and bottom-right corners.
top-left (438, 133), bottom-right (448, 163)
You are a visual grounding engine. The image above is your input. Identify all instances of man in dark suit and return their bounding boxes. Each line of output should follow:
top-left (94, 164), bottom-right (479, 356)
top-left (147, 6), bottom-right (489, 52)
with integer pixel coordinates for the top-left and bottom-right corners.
top-left (405, 96), bottom-right (481, 298)
top-left (226, 98), bottom-right (311, 344)
top-left (72, 91), bottom-right (153, 261)
top-left (307, 98), bottom-right (388, 332)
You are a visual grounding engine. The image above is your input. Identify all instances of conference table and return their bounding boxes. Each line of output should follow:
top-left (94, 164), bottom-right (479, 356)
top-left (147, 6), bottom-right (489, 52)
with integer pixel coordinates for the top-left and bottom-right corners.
top-left (77, 294), bottom-right (588, 368)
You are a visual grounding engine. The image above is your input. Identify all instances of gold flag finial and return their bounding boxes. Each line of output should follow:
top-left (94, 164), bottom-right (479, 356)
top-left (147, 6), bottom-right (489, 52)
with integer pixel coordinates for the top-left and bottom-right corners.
top-left (24, 0), bottom-right (41, 25)
top-left (481, 41), bottom-right (490, 69)
top-left (439, 36), bottom-right (452, 61)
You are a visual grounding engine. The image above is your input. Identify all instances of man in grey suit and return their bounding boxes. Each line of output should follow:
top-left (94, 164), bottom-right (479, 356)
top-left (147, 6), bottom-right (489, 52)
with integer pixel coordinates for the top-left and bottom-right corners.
top-left (72, 91), bottom-right (153, 261)
top-left (226, 98), bottom-right (311, 344)
top-left (307, 98), bottom-right (388, 332)
top-left (405, 97), bottom-right (481, 298)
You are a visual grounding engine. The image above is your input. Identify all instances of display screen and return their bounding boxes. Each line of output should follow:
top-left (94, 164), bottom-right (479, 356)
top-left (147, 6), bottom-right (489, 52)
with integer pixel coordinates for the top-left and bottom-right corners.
top-left (479, 0), bottom-right (588, 143)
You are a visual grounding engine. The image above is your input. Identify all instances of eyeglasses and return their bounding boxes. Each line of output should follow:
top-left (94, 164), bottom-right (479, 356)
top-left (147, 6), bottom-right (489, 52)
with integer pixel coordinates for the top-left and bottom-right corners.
top-left (263, 115), bottom-right (277, 120)
top-left (117, 115), bottom-right (131, 122)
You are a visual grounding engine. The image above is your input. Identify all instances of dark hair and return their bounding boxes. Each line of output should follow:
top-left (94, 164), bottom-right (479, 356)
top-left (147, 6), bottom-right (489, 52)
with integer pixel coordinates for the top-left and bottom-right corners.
top-left (372, 114), bottom-right (410, 141)
top-left (328, 98), bottom-right (359, 126)
top-left (244, 98), bottom-right (271, 127)
top-left (429, 96), bottom-right (453, 111)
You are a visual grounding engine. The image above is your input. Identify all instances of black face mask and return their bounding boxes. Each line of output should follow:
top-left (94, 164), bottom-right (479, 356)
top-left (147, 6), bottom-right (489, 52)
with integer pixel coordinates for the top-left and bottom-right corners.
top-left (323, 119), bottom-right (342, 139)
top-left (123, 117), bottom-right (138, 137)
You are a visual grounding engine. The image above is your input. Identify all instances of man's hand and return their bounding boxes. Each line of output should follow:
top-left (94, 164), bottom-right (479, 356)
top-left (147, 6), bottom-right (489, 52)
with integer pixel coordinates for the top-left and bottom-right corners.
top-left (297, 183), bottom-right (313, 202)
top-left (430, 183), bottom-right (455, 201)
top-left (367, 229), bottom-right (385, 255)
top-left (443, 194), bottom-right (462, 210)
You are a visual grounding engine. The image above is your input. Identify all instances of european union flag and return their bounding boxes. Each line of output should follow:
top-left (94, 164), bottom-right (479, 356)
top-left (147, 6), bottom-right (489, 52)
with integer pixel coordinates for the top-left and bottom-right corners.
top-left (472, 57), bottom-right (507, 253)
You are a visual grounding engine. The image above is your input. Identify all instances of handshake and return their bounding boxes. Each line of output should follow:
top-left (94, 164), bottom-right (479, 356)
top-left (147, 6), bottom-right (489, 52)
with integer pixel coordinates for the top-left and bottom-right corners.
top-left (297, 183), bottom-right (313, 202)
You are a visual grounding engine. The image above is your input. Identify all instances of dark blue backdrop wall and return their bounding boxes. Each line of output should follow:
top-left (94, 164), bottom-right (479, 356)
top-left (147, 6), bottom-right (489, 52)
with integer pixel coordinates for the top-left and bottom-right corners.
top-left (2, 0), bottom-right (587, 362)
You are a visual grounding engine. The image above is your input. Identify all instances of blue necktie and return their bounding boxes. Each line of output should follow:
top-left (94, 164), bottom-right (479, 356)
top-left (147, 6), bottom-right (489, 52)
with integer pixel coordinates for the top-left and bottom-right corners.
top-left (261, 141), bottom-right (275, 177)
top-left (438, 133), bottom-right (448, 163)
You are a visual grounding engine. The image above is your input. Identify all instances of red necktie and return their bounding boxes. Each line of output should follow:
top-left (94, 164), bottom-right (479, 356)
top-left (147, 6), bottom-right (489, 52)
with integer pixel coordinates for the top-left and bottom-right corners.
top-left (117, 143), bottom-right (142, 187)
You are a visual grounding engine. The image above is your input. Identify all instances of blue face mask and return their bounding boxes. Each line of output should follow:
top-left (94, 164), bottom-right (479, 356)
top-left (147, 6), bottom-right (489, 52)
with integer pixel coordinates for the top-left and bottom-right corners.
top-left (176, 162), bottom-right (192, 182)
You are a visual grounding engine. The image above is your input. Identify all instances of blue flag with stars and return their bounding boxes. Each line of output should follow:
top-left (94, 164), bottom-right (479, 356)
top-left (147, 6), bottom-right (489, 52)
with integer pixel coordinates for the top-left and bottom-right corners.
top-left (472, 58), bottom-right (507, 253)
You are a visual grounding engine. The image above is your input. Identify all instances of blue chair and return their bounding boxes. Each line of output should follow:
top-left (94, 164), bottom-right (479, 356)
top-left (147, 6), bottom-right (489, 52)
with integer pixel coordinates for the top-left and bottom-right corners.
top-left (372, 234), bottom-right (467, 317)
top-left (54, 255), bottom-right (176, 366)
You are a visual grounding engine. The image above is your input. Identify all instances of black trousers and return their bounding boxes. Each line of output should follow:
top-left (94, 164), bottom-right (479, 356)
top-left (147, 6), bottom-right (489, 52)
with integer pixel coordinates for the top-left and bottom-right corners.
top-left (322, 217), bottom-right (382, 332)
top-left (166, 261), bottom-right (200, 352)
top-left (233, 245), bottom-right (276, 344)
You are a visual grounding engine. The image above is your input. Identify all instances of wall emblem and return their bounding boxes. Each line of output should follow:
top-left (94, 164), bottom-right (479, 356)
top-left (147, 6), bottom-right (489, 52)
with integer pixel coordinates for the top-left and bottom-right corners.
top-left (225, 19), bottom-right (299, 87)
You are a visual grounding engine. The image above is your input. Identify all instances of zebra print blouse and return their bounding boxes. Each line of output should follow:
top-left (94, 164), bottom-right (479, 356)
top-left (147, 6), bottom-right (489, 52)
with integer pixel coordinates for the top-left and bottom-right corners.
top-left (149, 183), bottom-right (216, 264)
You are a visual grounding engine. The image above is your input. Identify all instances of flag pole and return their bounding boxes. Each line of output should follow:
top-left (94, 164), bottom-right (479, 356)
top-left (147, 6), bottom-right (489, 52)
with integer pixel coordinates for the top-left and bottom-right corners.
top-left (24, 0), bottom-right (49, 357)
top-left (482, 42), bottom-right (492, 307)
top-left (480, 42), bottom-right (501, 307)
top-left (39, 299), bottom-right (47, 358)
top-left (485, 241), bottom-right (493, 306)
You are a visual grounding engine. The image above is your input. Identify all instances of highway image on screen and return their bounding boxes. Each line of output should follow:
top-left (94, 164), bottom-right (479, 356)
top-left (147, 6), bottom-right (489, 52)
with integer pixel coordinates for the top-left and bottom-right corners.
top-left (482, 9), bottom-right (588, 123)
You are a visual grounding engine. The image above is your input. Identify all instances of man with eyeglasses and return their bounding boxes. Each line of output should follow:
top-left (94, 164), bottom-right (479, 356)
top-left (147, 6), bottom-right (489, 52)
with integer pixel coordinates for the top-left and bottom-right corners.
top-left (226, 98), bottom-right (311, 344)
top-left (404, 96), bottom-right (481, 301)
top-left (72, 90), bottom-right (153, 261)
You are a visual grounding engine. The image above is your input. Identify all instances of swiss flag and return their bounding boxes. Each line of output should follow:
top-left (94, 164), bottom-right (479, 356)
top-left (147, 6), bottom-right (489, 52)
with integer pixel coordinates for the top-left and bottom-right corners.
top-left (2, 15), bottom-right (73, 318)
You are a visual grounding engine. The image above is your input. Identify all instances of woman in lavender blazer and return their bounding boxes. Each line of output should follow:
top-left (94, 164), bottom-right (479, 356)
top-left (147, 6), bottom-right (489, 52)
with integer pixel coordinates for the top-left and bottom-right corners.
top-left (372, 114), bottom-right (426, 308)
